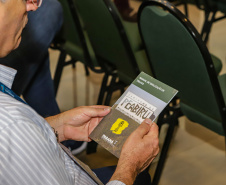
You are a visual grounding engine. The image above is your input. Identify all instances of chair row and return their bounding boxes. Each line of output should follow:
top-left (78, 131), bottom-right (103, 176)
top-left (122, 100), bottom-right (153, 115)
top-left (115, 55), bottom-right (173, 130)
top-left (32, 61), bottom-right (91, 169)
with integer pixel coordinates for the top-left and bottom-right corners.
top-left (52, 0), bottom-right (226, 185)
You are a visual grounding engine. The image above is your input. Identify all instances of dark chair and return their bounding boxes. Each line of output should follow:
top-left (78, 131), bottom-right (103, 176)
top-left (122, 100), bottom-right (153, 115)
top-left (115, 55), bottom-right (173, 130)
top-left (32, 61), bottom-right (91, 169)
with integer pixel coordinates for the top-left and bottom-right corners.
top-left (178, 0), bottom-right (226, 43)
top-left (75, 0), bottom-right (153, 154)
top-left (138, 0), bottom-right (226, 184)
top-left (52, 0), bottom-right (103, 95)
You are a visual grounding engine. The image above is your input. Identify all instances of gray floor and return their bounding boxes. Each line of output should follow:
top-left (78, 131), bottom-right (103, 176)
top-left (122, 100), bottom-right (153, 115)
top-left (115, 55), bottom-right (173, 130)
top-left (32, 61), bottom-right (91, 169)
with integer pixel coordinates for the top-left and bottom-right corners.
top-left (49, 2), bottom-right (226, 185)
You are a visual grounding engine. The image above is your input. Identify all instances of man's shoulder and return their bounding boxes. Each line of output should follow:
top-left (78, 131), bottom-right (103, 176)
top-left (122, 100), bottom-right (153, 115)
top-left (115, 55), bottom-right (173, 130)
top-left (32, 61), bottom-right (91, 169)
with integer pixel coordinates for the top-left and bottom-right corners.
top-left (0, 91), bottom-right (37, 117)
top-left (0, 91), bottom-right (46, 130)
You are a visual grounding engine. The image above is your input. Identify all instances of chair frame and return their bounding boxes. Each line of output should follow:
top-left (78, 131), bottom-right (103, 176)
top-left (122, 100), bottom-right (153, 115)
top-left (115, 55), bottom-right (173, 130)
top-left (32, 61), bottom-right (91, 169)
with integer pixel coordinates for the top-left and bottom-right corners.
top-left (183, 0), bottom-right (226, 42)
top-left (138, 0), bottom-right (226, 184)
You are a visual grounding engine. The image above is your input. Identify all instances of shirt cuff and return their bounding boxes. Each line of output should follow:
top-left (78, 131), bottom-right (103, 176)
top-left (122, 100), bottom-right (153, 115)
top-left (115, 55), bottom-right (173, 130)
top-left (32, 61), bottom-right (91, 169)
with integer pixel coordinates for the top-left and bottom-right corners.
top-left (106, 180), bottom-right (126, 185)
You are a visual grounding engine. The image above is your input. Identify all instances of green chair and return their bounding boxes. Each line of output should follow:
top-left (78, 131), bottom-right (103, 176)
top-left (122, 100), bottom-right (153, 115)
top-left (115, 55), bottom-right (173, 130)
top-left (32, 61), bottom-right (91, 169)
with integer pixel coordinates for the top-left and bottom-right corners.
top-left (75, 0), bottom-right (153, 106)
top-left (138, 0), bottom-right (226, 184)
top-left (177, 0), bottom-right (226, 43)
top-left (52, 0), bottom-right (103, 95)
top-left (74, 0), bottom-right (153, 154)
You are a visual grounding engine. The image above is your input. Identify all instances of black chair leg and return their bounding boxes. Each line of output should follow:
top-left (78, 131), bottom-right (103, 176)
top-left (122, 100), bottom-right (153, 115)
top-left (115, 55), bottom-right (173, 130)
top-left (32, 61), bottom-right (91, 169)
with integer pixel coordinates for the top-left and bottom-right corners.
top-left (104, 91), bottom-right (113, 106)
top-left (156, 108), bottom-right (168, 131)
top-left (54, 50), bottom-right (67, 96)
top-left (184, 3), bottom-right (188, 17)
top-left (104, 74), bottom-right (117, 106)
top-left (120, 87), bottom-right (125, 95)
top-left (97, 73), bottom-right (109, 105)
top-left (152, 106), bottom-right (181, 185)
top-left (86, 141), bottom-right (98, 154)
top-left (201, 11), bottom-right (216, 43)
top-left (152, 118), bottom-right (177, 185)
top-left (84, 64), bottom-right (90, 76)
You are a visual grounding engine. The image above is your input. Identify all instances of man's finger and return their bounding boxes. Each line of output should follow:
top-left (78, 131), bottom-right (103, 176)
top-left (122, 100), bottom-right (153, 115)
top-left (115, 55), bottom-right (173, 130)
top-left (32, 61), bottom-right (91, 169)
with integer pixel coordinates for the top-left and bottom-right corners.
top-left (89, 105), bottom-right (111, 109)
top-left (133, 118), bottom-right (153, 138)
top-left (145, 122), bottom-right (159, 139)
top-left (82, 106), bottom-right (111, 117)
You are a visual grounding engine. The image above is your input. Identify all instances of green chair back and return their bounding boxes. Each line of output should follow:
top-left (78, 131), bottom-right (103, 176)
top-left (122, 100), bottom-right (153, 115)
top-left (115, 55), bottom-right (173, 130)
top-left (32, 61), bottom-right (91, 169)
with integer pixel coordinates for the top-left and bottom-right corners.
top-left (58, 0), bottom-right (99, 68)
top-left (53, 0), bottom-right (104, 94)
top-left (138, 0), bottom-right (226, 135)
top-left (59, 0), bottom-right (81, 49)
top-left (75, 0), bottom-right (151, 84)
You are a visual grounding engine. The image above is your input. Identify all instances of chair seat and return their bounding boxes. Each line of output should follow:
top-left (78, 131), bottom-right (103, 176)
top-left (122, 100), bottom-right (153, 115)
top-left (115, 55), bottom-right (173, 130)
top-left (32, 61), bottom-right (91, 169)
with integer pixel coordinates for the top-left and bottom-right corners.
top-left (134, 50), bottom-right (153, 75)
top-left (180, 73), bottom-right (226, 136)
top-left (123, 21), bottom-right (144, 52)
top-left (64, 41), bottom-right (84, 61)
top-left (180, 102), bottom-right (224, 135)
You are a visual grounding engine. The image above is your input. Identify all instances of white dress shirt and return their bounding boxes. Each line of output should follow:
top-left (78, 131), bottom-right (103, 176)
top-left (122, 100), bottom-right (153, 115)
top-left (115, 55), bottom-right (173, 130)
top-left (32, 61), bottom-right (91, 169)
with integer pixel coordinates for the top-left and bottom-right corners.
top-left (0, 64), bottom-right (125, 185)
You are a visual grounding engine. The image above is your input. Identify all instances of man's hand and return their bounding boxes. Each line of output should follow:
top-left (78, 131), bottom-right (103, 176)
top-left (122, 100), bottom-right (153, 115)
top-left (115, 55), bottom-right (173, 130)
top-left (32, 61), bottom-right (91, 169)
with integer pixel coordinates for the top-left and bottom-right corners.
top-left (45, 105), bottom-right (111, 142)
top-left (109, 118), bottom-right (159, 185)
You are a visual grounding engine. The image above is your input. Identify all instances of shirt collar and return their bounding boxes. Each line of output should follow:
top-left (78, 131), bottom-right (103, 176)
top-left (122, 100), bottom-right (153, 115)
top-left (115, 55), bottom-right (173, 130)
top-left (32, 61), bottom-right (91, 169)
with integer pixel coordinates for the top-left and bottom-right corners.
top-left (0, 65), bottom-right (17, 89)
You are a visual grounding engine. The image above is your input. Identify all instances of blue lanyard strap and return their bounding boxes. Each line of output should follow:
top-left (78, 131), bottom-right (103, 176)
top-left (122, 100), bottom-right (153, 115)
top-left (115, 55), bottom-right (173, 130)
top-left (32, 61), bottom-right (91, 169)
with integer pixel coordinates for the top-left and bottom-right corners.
top-left (0, 82), bottom-right (27, 105)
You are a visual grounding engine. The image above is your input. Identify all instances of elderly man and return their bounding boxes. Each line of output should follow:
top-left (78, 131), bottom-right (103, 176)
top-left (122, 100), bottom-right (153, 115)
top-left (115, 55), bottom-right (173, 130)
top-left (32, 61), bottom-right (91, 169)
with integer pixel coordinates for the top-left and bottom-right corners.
top-left (0, 0), bottom-right (87, 154)
top-left (0, 0), bottom-right (63, 117)
top-left (0, 0), bottom-right (159, 184)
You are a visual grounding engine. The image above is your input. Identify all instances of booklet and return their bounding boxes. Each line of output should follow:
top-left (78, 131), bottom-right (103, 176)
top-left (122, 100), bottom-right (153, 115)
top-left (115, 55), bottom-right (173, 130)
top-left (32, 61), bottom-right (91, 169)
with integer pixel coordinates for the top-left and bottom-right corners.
top-left (89, 72), bottom-right (178, 158)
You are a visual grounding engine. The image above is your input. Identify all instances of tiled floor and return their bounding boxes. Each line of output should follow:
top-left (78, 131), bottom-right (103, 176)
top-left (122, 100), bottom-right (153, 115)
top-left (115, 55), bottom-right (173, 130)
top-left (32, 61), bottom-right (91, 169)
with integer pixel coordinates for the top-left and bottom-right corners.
top-left (49, 1), bottom-right (226, 185)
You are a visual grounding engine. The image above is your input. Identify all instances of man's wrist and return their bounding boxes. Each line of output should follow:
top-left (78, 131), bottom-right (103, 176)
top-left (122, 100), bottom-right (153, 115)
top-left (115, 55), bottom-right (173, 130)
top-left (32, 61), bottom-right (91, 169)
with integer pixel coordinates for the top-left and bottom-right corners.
top-left (109, 163), bottom-right (138, 185)
top-left (45, 114), bottom-right (65, 142)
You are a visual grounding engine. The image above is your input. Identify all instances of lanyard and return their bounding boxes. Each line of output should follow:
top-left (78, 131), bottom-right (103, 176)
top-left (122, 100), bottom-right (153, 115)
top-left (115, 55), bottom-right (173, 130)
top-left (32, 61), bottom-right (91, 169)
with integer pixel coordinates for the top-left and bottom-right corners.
top-left (0, 82), bottom-right (27, 105)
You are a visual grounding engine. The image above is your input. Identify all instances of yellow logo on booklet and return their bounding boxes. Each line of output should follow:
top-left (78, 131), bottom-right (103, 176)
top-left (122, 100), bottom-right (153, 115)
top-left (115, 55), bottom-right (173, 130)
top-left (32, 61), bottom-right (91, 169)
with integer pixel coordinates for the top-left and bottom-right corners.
top-left (110, 118), bottom-right (129, 135)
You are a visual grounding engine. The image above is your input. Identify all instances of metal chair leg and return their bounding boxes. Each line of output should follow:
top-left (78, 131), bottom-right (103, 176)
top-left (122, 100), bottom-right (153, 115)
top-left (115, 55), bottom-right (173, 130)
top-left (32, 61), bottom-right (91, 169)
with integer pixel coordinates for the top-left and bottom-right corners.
top-left (84, 65), bottom-right (90, 76)
top-left (104, 74), bottom-right (117, 105)
top-left (54, 50), bottom-right (67, 96)
top-left (86, 141), bottom-right (98, 154)
top-left (152, 117), bottom-right (176, 185)
top-left (201, 11), bottom-right (216, 43)
top-left (184, 3), bottom-right (188, 17)
top-left (97, 73), bottom-right (109, 105)
top-left (152, 105), bottom-right (181, 185)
